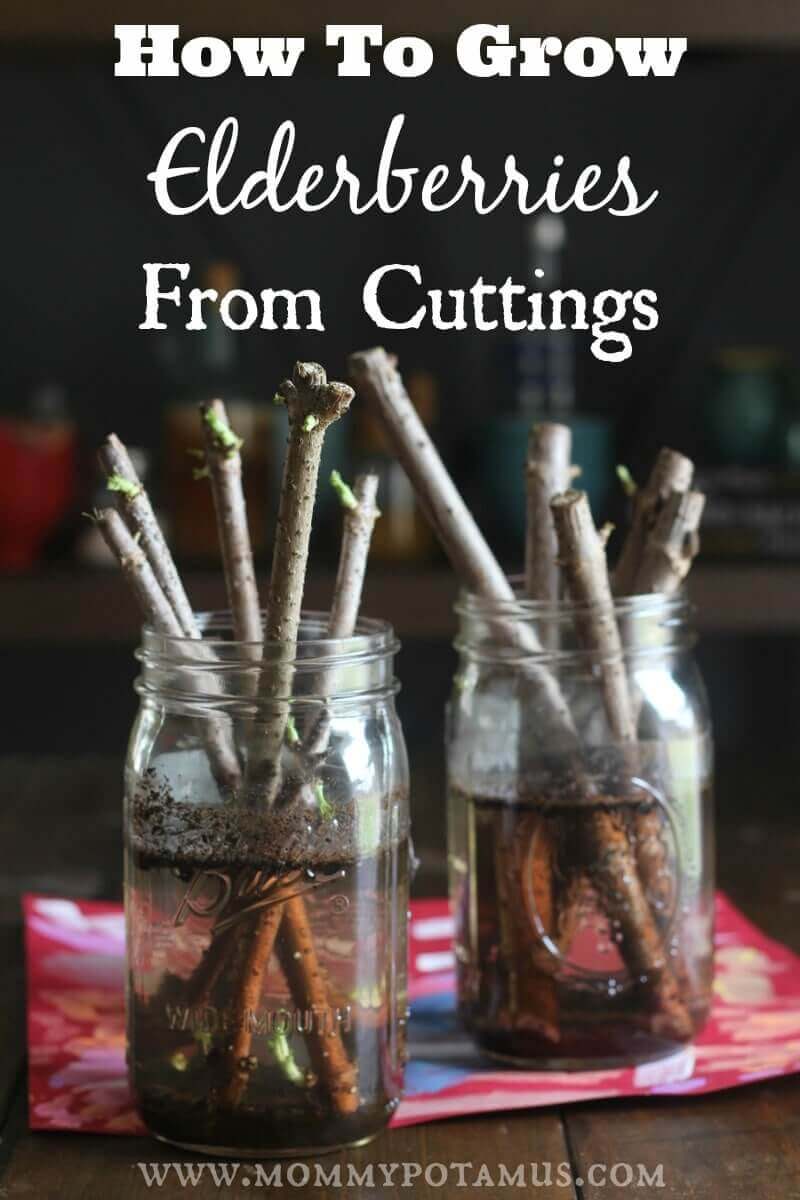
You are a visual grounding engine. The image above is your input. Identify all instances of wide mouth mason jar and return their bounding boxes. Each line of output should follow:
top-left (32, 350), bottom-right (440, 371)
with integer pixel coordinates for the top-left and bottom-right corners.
top-left (125, 612), bottom-right (409, 1157)
top-left (447, 585), bottom-right (714, 1070)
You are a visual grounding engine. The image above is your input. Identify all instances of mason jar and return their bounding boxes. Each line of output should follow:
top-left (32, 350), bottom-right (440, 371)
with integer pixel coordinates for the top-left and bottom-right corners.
top-left (125, 612), bottom-right (409, 1156)
top-left (447, 587), bottom-right (714, 1069)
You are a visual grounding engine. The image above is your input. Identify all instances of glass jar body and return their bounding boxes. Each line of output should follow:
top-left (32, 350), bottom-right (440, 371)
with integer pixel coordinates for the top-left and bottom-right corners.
top-left (447, 592), bottom-right (714, 1069)
top-left (125, 615), bottom-right (409, 1156)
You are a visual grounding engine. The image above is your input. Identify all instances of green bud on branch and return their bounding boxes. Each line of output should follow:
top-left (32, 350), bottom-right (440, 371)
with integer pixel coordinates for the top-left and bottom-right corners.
top-left (267, 1031), bottom-right (305, 1086)
top-left (203, 407), bottom-right (243, 457)
top-left (106, 473), bottom-right (142, 502)
top-left (315, 781), bottom-right (333, 821)
top-left (330, 469), bottom-right (358, 511)
top-left (616, 464), bottom-right (637, 497)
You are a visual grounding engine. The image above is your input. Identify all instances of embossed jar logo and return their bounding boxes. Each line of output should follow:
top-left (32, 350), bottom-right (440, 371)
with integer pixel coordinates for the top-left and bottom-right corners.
top-left (173, 864), bottom-right (346, 935)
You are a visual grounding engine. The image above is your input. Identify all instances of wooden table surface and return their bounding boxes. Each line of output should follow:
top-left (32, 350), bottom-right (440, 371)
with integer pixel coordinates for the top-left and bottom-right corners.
top-left (1, 755), bottom-right (799, 1199)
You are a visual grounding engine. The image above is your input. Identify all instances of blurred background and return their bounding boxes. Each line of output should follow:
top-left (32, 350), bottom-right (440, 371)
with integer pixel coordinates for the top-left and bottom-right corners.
top-left (2, 5), bottom-right (800, 890)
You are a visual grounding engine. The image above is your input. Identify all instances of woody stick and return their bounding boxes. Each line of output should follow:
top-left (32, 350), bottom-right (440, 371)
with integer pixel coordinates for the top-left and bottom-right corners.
top-left (220, 364), bottom-right (357, 1113)
top-left (525, 423), bottom-right (572, 607)
top-left (304, 471), bottom-right (381, 759)
top-left (98, 435), bottom-right (241, 792)
top-left (277, 894), bottom-right (360, 1114)
top-left (328, 471), bottom-right (381, 638)
top-left (245, 362), bottom-right (353, 798)
top-left (513, 421), bottom-right (574, 1036)
top-left (348, 347), bottom-right (577, 752)
top-left (217, 881), bottom-right (296, 1109)
top-left (95, 508), bottom-right (183, 637)
top-left (199, 399), bottom-right (263, 648)
top-left (194, 372), bottom-right (356, 1113)
top-left (278, 472), bottom-right (378, 1110)
top-left (613, 449), bottom-right (694, 595)
top-left (613, 452), bottom-right (706, 936)
top-left (551, 490), bottom-right (692, 1038)
top-left (99, 434), bottom-right (196, 636)
top-left (627, 483), bottom-right (706, 958)
top-left (551, 490), bottom-right (638, 749)
top-left (350, 349), bottom-right (689, 1037)
top-left (634, 489), bottom-right (705, 595)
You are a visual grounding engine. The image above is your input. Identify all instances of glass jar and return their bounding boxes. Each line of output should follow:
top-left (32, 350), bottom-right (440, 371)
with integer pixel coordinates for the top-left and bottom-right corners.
top-left (125, 612), bottom-right (409, 1157)
top-left (447, 587), bottom-right (714, 1070)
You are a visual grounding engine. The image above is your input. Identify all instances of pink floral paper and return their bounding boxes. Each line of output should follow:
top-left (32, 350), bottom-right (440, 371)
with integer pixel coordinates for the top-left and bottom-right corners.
top-left (24, 892), bottom-right (800, 1134)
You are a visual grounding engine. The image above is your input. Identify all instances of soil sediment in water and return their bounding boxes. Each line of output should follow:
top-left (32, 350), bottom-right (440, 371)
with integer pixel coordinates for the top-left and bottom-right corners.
top-left (127, 771), bottom-right (409, 1154)
top-left (451, 786), bottom-right (712, 1067)
top-left (128, 768), bottom-right (387, 870)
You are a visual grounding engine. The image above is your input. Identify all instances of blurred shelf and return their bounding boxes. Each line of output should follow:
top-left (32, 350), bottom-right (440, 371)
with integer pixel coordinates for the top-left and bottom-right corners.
top-left (1, 567), bottom-right (457, 643)
top-left (2, 562), bottom-right (800, 643)
top-left (688, 564), bottom-right (800, 635)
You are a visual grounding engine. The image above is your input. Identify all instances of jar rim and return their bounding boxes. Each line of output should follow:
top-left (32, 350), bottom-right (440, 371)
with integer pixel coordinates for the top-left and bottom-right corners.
top-left (453, 578), bottom-right (694, 665)
top-left (140, 610), bottom-right (400, 668)
top-left (454, 577), bottom-right (691, 623)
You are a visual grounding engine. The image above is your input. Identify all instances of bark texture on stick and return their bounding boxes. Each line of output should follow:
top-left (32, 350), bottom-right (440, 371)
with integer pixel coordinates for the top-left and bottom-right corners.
top-left (95, 507), bottom-right (241, 793)
top-left (350, 351), bottom-right (691, 1039)
top-left (633, 490), bottom-right (705, 595)
top-left (613, 449), bottom-right (694, 595)
top-left (231, 475), bottom-right (371, 1106)
top-left (200, 399), bottom-right (262, 646)
top-left (208, 380), bottom-right (356, 1112)
top-left (525, 423), bottom-right (572, 604)
top-left (328, 472), bottom-right (380, 638)
top-left (219, 896), bottom-right (288, 1108)
top-left (278, 893), bottom-right (360, 1114)
top-left (348, 347), bottom-right (577, 750)
top-left (247, 362), bottom-right (353, 799)
top-left (99, 434), bottom-right (196, 637)
top-left (96, 509), bottom-right (182, 637)
top-left (550, 489), bottom-right (692, 1037)
top-left (266, 364), bottom-right (353, 644)
top-left (503, 811), bottom-right (559, 1042)
top-left (628, 483), bottom-right (705, 986)
top-left (551, 489), bottom-right (637, 747)
top-left (304, 472), bottom-right (381, 759)
top-left (519, 424), bottom-right (571, 1032)
top-left (576, 806), bottom-right (693, 1040)
top-left (99, 433), bottom-right (242, 790)
top-left (350, 349), bottom-right (515, 601)
top-left (206, 368), bottom-right (355, 1114)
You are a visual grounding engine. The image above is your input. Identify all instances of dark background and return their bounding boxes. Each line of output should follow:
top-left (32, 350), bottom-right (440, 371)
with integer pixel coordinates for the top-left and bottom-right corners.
top-left (3, 45), bottom-right (799, 460)
top-left (2, 15), bottom-right (799, 883)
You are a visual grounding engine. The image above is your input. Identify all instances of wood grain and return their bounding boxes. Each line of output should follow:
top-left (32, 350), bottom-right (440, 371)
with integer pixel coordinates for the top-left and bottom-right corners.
top-left (1, 1112), bottom-right (576, 1199)
top-left (564, 1080), bottom-right (800, 1199)
top-left (0, 924), bottom-right (25, 1130)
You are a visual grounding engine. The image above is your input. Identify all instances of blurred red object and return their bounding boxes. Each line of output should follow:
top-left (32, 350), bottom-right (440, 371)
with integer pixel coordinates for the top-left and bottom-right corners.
top-left (0, 416), bottom-right (77, 571)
